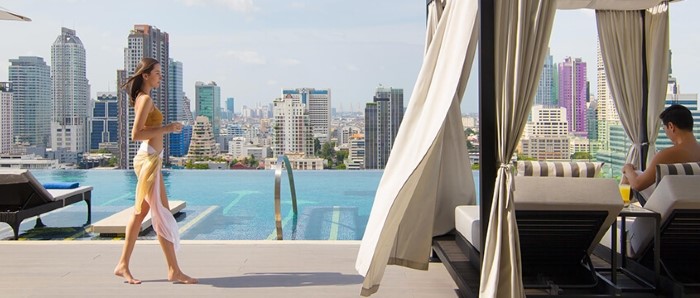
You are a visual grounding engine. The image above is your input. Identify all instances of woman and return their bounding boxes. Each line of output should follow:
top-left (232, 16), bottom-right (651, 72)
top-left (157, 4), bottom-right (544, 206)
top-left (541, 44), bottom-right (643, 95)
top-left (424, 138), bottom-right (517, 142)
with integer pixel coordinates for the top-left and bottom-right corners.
top-left (113, 57), bottom-right (197, 284)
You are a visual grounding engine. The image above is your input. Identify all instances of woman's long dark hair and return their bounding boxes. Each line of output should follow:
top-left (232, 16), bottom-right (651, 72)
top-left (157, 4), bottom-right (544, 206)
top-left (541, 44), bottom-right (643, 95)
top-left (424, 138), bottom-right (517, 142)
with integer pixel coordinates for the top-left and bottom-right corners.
top-left (121, 57), bottom-right (160, 107)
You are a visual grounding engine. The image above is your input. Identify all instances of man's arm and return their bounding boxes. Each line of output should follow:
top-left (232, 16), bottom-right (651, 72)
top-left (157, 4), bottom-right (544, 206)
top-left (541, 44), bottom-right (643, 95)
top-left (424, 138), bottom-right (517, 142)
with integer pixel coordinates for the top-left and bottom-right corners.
top-left (624, 150), bottom-right (669, 191)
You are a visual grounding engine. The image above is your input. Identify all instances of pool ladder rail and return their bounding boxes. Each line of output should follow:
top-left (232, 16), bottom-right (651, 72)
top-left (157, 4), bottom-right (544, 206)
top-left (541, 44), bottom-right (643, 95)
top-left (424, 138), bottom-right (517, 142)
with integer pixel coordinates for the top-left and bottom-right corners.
top-left (274, 155), bottom-right (298, 240)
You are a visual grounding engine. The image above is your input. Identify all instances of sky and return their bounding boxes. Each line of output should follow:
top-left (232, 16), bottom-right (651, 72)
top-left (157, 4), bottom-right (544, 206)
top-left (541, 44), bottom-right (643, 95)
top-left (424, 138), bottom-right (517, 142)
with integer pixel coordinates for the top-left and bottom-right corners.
top-left (1, 0), bottom-right (699, 115)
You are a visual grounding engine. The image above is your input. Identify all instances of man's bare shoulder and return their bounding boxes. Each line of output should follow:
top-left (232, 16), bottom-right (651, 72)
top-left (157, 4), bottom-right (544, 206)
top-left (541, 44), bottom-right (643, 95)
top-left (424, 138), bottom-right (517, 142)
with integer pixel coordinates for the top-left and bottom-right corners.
top-left (652, 146), bottom-right (678, 164)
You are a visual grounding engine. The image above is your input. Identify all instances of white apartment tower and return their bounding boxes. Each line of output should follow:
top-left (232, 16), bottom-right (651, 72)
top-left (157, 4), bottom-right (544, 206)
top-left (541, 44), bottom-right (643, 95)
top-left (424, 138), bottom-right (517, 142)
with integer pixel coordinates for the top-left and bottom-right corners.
top-left (51, 27), bottom-right (90, 153)
top-left (281, 88), bottom-right (331, 142)
top-left (520, 105), bottom-right (571, 160)
top-left (272, 94), bottom-right (314, 157)
top-left (0, 82), bottom-right (12, 154)
top-left (118, 25), bottom-right (170, 169)
top-left (188, 116), bottom-right (218, 159)
top-left (596, 41), bottom-right (620, 150)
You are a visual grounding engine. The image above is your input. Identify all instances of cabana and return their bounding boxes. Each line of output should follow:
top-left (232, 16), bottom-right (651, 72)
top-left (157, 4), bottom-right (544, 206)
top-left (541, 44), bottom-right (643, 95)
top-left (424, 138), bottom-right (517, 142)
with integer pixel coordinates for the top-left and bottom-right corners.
top-left (356, 0), bottom-right (674, 297)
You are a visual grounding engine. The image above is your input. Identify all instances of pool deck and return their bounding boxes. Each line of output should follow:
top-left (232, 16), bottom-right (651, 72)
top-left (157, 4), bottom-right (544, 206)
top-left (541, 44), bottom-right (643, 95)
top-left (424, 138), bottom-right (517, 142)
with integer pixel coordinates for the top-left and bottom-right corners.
top-left (0, 240), bottom-right (459, 298)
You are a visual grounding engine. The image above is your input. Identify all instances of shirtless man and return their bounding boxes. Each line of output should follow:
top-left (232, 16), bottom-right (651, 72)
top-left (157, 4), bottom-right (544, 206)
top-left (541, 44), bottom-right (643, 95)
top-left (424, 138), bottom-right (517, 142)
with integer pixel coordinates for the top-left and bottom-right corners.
top-left (623, 104), bottom-right (700, 191)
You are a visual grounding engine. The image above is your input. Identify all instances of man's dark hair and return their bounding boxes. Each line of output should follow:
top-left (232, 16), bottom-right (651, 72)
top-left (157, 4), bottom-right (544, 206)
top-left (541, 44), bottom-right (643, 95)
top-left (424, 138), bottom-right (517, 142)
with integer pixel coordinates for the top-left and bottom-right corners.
top-left (659, 104), bottom-right (694, 131)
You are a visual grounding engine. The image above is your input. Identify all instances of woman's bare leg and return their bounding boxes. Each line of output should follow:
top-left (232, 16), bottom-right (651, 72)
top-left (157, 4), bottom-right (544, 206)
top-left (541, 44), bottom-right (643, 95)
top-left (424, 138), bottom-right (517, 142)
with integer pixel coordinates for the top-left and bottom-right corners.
top-left (114, 200), bottom-right (150, 284)
top-left (157, 176), bottom-right (197, 284)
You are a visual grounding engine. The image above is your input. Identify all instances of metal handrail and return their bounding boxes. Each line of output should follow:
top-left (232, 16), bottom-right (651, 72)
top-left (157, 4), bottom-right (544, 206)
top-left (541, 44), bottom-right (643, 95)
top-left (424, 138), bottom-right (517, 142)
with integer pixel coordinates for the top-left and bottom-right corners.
top-left (274, 155), bottom-right (298, 240)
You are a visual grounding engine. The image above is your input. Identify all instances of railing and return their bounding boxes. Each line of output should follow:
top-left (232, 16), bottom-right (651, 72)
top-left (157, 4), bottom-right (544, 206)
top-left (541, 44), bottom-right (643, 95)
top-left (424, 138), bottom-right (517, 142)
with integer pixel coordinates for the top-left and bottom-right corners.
top-left (274, 155), bottom-right (298, 240)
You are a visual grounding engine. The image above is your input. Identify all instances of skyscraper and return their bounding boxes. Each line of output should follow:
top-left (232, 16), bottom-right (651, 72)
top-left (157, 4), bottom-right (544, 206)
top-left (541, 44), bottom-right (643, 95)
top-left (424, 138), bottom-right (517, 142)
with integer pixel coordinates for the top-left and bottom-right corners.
top-left (364, 85), bottom-right (404, 169)
top-left (226, 97), bottom-right (235, 118)
top-left (91, 92), bottom-right (118, 150)
top-left (168, 58), bottom-right (184, 123)
top-left (596, 42), bottom-right (620, 151)
top-left (272, 94), bottom-right (314, 157)
top-left (195, 81), bottom-right (221, 138)
top-left (282, 88), bottom-right (331, 142)
top-left (182, 95), bottom-right (194, 124)
top-left (118, 24), bottom-right (170, 169)
top-left (559, 57), bottom-right (588, 136)
top-left (535, 48), bottom-right (557, 107)
top-left (8, 56), bottom-right (51, 147)
top-left (0, 82), bottom-right (12, 154)
top-left (187, 116), bottom-right (217, 159)
top-left (520, 105), bottom-right (570, 160)
top-left (51, 27), bottom-right (90, 153)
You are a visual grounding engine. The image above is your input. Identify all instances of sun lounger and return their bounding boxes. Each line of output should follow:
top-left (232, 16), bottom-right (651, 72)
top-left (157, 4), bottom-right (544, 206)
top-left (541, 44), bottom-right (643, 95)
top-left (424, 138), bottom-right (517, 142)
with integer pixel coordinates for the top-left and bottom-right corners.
top-left (626, 175), bottom-right (700, 286)
top-left (455, 176), bottom-right (622, 290)
top-left (0, 169), bottom-right (92, 239)
top-left (90, 200), bottom-right (186, 235)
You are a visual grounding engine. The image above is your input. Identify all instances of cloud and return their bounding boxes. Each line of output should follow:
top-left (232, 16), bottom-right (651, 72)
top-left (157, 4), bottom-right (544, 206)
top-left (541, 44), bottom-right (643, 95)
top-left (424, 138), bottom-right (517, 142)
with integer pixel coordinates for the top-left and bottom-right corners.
top-left (345, 64), bottom-right (359, 72)
top-left (267, 80), bottom-right (278, 86)
top-left (226, 50), bottom-right (266, 64)
top-left (280, 58), bottom-right (301, 66)
top-left (182, 0), bottom-right (258, 13)
top-left (289, 2), bottom-right (307, 9)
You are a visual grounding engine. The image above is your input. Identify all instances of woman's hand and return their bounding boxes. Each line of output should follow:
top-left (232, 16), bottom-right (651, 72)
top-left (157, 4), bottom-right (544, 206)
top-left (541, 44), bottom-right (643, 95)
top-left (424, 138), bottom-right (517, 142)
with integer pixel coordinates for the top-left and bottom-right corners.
top-left (622, 163), bottom-right (636, 175)
top-left (164, 122), bottom-right (183, 133)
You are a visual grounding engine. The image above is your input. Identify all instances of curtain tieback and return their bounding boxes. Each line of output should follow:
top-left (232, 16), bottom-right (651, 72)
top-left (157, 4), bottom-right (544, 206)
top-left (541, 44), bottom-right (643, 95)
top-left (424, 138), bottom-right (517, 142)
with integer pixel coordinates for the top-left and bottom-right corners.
top-left (499, 163), bottom-right (516, 208)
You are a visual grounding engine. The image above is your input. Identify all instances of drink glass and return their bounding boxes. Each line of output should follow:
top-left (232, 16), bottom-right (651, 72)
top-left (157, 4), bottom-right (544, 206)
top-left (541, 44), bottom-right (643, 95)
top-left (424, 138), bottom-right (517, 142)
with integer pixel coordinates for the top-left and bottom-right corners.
top-left (619, 184), bottom-right (631, 207)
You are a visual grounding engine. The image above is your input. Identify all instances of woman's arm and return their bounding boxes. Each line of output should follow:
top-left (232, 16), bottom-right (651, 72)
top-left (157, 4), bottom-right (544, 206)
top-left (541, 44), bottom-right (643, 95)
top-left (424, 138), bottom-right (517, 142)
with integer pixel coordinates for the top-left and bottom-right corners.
top-left (131, 95), bottom-right (172, 141)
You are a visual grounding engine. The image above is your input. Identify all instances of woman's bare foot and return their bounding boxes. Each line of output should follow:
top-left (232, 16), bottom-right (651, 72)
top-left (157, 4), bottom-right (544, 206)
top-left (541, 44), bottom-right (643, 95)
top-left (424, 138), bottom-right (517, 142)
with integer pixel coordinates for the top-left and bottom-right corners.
top-left (168, 271), bottom-right (198, 284)
top-left (114, 265), bottom-right (141, 284)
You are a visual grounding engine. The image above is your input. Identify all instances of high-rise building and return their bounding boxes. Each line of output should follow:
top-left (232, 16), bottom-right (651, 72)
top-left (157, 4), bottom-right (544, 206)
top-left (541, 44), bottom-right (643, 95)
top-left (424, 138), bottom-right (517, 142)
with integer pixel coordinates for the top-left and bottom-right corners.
top-left (347, 134), bottom-right (365, 170)
top-left (364, 85), bottom-right (404, 169)
top-left (182, 95), bottom-right (194, 124)
top-left (559, 57), bottom-right (588, 136)
top-left (168, 58), bottom-right (184, 122)
top-left (118, 24), bottom-right (170, 169)
top-left (596, 42), bottom-right (620, 151)
top-left (535, 48), bottom-right (557, 107)
top-left (0, 82), bottom-right (12, 154)
top-left (520, 105), bottom-right (570, 160)
top-left (281, 88), bottom-right (331, 142)
top-left (51, 27), bottom-right (90, 153)
top-left (272, 94), bottom-right (314, 157)
top-left (170, 124), bottom-right (192, 157)
top-left (195, 81), bottom-right (221, 138)
top-left (187, 116), bottom-right (217, 159)
top-left (587, 100), bottom-right (598, 142)
top-left (91, 92), bottom-right (119, 150)
top-left (226, 97), bottom-right (235, 118)
top-left (8, 56), bottom-right (51, 147)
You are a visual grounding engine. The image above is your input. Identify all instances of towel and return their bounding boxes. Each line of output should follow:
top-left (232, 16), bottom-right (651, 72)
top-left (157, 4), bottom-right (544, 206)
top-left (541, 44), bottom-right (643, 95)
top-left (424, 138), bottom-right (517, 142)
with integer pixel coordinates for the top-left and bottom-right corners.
top-left (42, 182), bottom-right (79, 189)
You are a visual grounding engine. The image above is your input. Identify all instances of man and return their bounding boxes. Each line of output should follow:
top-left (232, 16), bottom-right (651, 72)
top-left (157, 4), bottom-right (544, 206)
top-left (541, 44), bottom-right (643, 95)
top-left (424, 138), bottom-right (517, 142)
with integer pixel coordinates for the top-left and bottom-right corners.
top-left (622, 104), bottom-right (700, 192)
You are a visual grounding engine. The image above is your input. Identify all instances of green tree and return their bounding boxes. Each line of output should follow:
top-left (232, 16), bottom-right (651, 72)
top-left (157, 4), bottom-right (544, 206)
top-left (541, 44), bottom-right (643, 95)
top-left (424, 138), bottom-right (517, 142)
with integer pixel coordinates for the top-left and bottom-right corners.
top-left (517, 154), bottom-right (537, 161)
top-left (570, 152), bottom-right (592, 160)
top-left (336, 150), bottom-right (349, 164)
top-left (314, 138), bottom-right (321, 156)
top-left (335, 163), bottom-right (347, 170)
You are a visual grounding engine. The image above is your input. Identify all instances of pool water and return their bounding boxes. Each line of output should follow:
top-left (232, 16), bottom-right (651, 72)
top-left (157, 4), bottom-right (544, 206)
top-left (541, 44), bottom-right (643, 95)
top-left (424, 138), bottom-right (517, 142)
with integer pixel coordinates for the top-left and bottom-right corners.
top-left (1, 169), bottom-right (479, 241)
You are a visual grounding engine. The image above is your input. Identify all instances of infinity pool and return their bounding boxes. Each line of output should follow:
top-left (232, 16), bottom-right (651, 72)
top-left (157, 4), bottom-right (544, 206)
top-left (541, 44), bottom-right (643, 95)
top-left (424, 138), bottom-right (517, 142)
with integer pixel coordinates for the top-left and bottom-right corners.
top-left (1, 170), bottom-right (479, 241)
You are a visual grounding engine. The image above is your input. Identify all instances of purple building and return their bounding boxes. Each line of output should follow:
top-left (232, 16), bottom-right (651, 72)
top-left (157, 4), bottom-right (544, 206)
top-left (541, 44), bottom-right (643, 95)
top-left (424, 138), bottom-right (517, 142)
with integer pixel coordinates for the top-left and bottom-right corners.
top-left (558, 57), bottom-right (588, 136)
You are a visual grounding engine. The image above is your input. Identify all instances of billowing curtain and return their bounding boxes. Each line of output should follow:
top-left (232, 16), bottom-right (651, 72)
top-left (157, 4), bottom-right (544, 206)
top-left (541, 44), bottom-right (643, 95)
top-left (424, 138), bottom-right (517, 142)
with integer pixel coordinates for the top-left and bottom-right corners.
top-left (479, 1), bottom-right (556, 297)
top-left (596, 11), bottom-right (645, 167)
top-left (645, 2), bottom-right (670, 164)
top-left (355, 0), bottom-right (478, 296)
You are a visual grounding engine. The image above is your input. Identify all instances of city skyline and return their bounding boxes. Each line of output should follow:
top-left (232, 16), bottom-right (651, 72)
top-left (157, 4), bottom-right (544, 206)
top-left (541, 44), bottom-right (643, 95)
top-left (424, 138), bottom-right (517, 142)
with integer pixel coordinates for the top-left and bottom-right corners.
top-left (0, 0), bottom-right (699, 115)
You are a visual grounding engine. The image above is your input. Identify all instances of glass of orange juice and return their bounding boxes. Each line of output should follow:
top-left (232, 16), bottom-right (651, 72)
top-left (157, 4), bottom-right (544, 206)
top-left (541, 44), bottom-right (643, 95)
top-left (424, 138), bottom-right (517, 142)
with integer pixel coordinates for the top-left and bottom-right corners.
top-left (619, 184), bottom-right (631, 207)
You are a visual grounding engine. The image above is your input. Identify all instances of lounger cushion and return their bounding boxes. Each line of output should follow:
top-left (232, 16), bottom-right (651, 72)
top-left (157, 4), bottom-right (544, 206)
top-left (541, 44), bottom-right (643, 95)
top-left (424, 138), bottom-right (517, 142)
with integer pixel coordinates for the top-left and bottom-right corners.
top-left (516, 161), bottom-right (604, 178)
top-left (455, 205), bottom-right (480, 251)
top-left (655, 162), bottom-right (700, 186)
top-left (47, 186), bottom-right (93, 201)
top-left (627, 175), bottom-right (700, 257)
top-left (43, 182), bottom-right (79, 189)
top-left (455, 177), bottom-right (622, 254)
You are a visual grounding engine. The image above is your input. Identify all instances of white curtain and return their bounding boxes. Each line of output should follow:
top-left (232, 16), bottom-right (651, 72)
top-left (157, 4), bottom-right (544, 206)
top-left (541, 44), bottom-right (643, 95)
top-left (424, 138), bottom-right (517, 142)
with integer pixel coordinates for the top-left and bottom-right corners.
top-left (355, 0), bottom-right (478, 296)
top-left (596, 10), bottom-right (645, 167)
top-left (558, 0), bottom-right (665, 10)
top-left (645, 2), bottom-right (669, 165)
top-left (479, 1), bottom-right (557, 297)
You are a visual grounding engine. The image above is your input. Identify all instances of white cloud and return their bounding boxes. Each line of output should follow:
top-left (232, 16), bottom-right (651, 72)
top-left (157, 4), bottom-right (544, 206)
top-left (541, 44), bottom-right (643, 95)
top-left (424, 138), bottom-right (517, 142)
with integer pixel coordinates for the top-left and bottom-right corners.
top-left (226, 50), bottom-right (266, 64)
top-left (345, 64), bottom-right (359, 72)
top-left (267, 80), bottom-right (278, 86)
top-left (280, 58), bottom-right (301, 66)
top-left (182, 0), bottom-right (258, 13)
